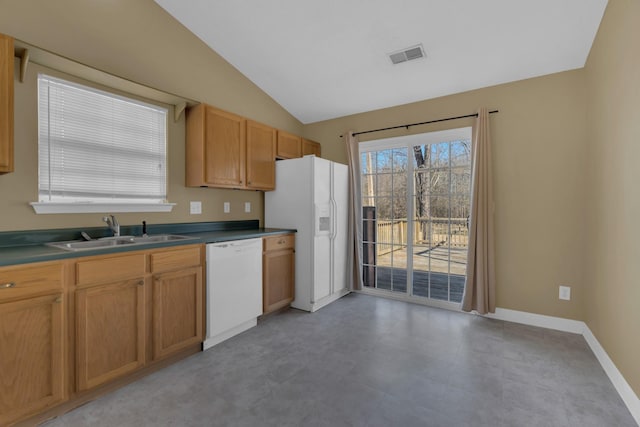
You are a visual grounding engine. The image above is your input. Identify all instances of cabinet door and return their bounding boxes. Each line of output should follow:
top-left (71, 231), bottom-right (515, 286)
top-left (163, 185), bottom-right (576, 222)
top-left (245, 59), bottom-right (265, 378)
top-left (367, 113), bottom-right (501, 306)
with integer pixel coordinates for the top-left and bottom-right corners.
top-left (0, 294), bottom-right (65, 425)
top-left (276, 131), bottom-right (301, 159)
top-left (246, 120), bottom-right (276, 190)
top-left (0, 33), bottom-right (14, 174)
top-left (204, 106), bottom-right (246, 187)
top-left (76, 279), bottom-right (145, 391)
top-left (263, 235), bottom-right (295, 314)
top-left (152, 267), bottom-right (203, 360)
top-left (302, 138), bottom-right (321, 157)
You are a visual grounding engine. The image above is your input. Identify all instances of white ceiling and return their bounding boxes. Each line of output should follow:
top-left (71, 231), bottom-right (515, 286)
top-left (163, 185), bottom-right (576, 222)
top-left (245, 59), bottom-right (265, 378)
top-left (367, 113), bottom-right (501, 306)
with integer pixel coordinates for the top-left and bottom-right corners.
top-left (154, 0), bottom-right (608, 124)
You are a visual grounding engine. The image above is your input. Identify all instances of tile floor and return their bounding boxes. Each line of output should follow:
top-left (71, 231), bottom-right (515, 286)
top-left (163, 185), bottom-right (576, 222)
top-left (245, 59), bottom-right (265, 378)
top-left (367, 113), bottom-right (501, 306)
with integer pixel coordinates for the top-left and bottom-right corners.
top-left (42, 293), bottom-right (637, 427)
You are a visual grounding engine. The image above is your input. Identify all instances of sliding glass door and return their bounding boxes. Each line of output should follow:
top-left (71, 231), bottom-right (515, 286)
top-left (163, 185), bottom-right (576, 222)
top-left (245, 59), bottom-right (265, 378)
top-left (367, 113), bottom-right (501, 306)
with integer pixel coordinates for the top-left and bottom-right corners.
top-left (360, 128), bottom-right (472, 305)
top-left (362, 148), bottom-right (409, 294)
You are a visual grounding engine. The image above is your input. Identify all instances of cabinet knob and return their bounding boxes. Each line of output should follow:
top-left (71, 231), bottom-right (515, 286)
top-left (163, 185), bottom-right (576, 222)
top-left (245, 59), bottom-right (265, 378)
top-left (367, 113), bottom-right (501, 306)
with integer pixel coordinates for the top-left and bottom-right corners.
top-left (278, 239), bottom-right (285, 244)
top-left (137, 280), bottom-right (144, 286)
top-left (54, 296), bottom-right (63, 304)
top-left (1, 282), bottom-right (16, 289)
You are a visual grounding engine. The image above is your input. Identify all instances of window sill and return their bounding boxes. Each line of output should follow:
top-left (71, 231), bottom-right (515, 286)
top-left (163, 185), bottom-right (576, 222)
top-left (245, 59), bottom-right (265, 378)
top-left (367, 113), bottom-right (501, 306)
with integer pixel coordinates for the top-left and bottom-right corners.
top-left (30, 202), bottom-right (176, 214)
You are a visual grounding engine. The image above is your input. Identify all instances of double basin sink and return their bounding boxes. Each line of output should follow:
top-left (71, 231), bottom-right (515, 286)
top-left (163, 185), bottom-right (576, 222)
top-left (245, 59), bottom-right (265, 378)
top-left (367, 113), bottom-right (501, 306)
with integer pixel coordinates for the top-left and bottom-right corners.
top-left (47, 234), bottom-right (195, 252)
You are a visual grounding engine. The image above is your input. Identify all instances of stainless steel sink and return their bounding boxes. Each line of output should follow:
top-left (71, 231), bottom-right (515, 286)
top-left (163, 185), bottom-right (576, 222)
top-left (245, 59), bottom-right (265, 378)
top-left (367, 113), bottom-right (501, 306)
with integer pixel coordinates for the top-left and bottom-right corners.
top-left (46, 234), bottom-right (195, 251)
top-left (130, 235), bottom-right (192, 244)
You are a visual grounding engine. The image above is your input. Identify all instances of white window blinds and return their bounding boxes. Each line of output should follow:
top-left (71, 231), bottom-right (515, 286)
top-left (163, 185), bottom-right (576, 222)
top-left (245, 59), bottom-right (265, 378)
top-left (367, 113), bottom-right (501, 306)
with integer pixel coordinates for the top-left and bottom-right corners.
top-left (38, 74), bottom-right (168, 204)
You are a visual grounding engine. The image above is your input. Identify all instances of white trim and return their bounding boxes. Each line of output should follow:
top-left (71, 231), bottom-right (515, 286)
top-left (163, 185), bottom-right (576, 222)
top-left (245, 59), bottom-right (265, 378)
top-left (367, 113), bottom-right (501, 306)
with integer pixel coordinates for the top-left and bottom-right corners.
top-left (359, 126), bottom-right (472, 151)
top-left (480, 308), bottom-right (639, 426)
top-left (583, 327), bottom-right (640, 426)
top-left (30, 202), bottom-right (175, 214)
top-left (483, 307), bottom-right (585, 334)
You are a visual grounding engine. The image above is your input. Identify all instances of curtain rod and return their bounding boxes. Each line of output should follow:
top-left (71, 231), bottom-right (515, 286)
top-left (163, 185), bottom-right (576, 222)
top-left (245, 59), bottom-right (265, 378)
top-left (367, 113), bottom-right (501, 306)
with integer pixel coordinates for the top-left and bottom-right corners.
top-left (342, 110), bottom-right (499, 138)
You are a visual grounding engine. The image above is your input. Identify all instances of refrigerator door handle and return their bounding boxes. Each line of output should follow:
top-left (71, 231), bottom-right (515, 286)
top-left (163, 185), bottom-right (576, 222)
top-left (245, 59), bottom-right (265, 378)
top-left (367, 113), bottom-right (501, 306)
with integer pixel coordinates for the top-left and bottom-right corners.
top-left (330, 162), bottom-right (338, 240)
top-left (330, 198), bottom-right (337, 240)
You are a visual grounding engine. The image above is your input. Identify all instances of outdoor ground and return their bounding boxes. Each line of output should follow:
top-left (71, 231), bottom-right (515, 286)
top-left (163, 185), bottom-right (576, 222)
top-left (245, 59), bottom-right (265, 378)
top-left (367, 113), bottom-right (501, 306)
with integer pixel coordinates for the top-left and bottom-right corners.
top-left (366, 245), bottom-right (467, 303)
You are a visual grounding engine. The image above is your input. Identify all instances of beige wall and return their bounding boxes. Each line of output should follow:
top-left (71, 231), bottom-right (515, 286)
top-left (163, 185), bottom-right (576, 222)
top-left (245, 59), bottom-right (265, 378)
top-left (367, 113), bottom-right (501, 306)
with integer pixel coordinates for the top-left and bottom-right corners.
top-left (2, 0), bottom-right (638, 398)
top-left (0, 0), bottom-right (303, 232)
top-left (585, 0), bottom-right (640, 396)
top-left (305, 0), bottom-right (640, 397)
top-left (305, 71), bottom-right (589, 321)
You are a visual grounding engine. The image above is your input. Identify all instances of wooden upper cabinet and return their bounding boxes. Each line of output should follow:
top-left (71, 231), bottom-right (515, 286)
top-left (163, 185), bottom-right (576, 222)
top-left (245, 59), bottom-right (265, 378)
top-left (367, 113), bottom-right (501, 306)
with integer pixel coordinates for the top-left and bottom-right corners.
top-left (246, 120), bottom-right (276, 191)
top-left (302, 138), bottom-right (321, 157)
top-left (276, 130), bottom-right (302, 159)
top-left (186, 104), bottom-right (246, 188)
top-left (0, 33), bottom-right (14, 174)
top-left (186, 104), bottom-right (277, 190)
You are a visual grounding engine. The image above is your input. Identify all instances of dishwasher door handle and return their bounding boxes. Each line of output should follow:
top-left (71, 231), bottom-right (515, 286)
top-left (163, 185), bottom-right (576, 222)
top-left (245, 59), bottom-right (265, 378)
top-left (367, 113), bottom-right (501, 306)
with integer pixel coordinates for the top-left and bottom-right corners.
top-left (210, 238), bottom-right (261, 249)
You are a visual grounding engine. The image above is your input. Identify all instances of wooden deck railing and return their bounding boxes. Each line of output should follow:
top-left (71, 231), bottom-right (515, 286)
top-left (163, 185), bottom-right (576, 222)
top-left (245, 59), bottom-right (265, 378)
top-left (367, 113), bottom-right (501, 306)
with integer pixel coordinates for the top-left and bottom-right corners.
top-left (375, 218), bottom-right (468, 256)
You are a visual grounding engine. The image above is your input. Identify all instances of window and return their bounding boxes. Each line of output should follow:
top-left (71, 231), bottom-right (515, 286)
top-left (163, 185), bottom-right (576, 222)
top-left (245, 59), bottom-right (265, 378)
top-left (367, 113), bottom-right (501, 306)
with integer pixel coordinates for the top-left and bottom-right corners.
top-left (32, 74), bottom-right (173, 213)
top-left (360, 127), bottom-right (472, 306)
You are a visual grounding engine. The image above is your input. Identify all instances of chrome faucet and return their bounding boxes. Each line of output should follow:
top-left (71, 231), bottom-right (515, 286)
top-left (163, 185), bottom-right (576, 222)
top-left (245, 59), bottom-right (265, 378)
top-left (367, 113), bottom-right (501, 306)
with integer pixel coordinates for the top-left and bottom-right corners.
top-left (102, 215), bottom-right (120, 237)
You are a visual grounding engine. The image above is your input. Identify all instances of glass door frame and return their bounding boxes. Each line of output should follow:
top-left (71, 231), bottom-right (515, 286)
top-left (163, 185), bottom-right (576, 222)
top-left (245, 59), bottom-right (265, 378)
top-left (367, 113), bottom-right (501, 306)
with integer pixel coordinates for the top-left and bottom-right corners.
top-left (358, 127), bottom-right (472, 311)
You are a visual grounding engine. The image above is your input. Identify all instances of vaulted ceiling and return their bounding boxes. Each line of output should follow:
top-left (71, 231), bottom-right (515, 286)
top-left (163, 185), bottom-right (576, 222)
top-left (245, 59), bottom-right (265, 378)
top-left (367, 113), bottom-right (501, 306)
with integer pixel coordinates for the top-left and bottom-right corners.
top-left (154, 0), bottom-right (608, 124)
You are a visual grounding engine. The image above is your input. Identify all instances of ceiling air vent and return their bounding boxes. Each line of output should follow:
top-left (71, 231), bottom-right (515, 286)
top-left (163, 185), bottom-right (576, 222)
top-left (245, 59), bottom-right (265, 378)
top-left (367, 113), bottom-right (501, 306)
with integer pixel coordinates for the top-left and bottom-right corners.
top-left (389, 44), bottom-right (425, 65)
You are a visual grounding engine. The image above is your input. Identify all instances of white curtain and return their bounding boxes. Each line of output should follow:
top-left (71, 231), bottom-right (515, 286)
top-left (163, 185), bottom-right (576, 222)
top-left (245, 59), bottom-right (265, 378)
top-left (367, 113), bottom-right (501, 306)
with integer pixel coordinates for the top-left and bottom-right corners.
top-left (462, 108), bottom-right (496, 314)
top-left (344, 131), bottom-right (364, 291)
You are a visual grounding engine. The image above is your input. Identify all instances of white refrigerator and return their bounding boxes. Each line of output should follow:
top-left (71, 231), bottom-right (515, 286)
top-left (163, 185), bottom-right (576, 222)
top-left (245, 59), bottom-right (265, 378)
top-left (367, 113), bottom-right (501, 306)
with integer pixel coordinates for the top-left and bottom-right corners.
top-left (265, 155), bottom-right (350, 312)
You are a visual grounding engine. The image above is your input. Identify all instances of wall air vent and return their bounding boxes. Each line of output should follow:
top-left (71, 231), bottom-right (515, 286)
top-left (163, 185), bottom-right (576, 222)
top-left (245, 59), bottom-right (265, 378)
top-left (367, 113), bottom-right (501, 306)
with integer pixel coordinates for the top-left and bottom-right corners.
top-left (388, 44), bottom-right (425, 65)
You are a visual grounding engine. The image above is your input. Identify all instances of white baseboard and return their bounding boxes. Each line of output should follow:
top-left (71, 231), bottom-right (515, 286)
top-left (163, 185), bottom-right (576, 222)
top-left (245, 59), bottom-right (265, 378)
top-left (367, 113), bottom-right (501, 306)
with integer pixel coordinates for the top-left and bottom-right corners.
top-left (484, 307), bottom-right (586, 334)
top-left (582, 327), bottom-right (640, 426)
top-left (484, 307), bottom-right (640, 426)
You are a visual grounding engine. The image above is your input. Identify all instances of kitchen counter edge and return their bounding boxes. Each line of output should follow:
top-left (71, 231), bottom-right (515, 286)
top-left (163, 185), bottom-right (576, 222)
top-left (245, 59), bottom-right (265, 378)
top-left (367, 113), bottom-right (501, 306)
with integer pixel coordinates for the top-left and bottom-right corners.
top-left (0, 227), bottom-right (296, 268)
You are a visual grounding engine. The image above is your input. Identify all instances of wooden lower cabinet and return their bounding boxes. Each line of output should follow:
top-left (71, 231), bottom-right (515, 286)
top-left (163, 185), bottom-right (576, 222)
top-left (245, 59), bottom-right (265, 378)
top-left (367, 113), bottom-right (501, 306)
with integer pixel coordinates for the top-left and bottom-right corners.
top-left (75, 278), bottom-right (146, 391)
top-left (0, 293), bottom-right (66, 426)
top-left (152, 266), bottom-right (203, 360)
top-left (262, 234), bottom-right (295, 314)
top-left (2, 244), bottom-right (205, 424)
top-left (0, 260), bottom-right (66, 426)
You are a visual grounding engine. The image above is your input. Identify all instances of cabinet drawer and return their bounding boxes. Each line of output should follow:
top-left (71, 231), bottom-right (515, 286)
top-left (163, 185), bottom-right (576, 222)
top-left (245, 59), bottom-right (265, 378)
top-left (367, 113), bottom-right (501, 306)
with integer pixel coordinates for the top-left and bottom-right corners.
top-left (150, 246), bottom-right (201, 274)
top-left (0, 262), bottom-right (64, 301)
top-left (264, 234), bottom-right (295, 252)
top-left (76, 254), bottom-right (146, 286)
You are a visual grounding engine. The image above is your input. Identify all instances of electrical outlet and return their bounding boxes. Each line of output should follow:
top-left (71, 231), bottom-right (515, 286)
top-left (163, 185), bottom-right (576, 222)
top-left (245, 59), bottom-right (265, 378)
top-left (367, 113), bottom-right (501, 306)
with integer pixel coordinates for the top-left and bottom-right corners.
top-left (559, 285), bottom-right (571, 301)
top-left (223, 202), bottom-right (230, 213)
top-left (245, 202), bottom-right (251, 213)
top-left (190, 201), bottom-right (202, 215)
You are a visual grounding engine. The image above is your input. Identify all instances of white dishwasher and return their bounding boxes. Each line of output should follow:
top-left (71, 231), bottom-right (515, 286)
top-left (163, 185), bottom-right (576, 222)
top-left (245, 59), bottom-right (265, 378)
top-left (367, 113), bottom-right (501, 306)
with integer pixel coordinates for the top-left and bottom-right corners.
top-left (203, 238), bottom-right (263, 350)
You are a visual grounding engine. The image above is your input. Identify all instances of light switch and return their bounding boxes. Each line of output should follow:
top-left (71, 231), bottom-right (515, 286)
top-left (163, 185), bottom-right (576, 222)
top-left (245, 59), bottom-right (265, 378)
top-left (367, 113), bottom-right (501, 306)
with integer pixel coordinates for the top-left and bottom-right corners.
top-left (224, 202), bottom-right (230, 213)
top-left (190, 201), bottom-right (202, 215)
top-left (245, 202), bottom-right (251, 213)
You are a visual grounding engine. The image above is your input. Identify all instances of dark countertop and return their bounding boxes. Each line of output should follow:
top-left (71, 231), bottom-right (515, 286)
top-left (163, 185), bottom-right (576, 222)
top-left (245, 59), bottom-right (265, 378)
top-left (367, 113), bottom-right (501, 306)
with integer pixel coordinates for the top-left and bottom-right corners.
top-left (179, 227), bottom-right (293, 244)
top-left (0, 221), bottom-right (295, 267)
